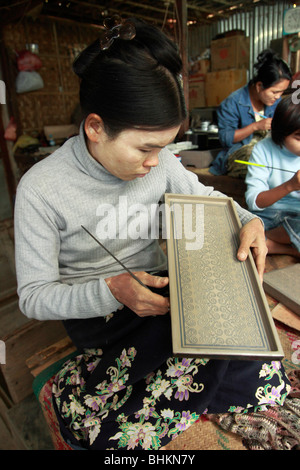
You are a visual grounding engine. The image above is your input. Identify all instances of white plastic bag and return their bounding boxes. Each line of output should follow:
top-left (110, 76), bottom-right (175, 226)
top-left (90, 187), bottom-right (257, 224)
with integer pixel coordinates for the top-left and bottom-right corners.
top-left (16, 71), bottom-right (44, 93)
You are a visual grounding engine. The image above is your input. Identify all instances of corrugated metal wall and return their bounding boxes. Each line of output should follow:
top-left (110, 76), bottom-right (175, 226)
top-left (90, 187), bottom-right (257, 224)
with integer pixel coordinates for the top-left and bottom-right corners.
top-left (188, 1), bottom-right (295, 77)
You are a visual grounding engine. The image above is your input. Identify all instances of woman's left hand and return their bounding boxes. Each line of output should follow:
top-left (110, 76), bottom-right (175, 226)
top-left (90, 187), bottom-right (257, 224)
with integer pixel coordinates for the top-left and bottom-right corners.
top-left (237, 218), bottom-right (268, 282)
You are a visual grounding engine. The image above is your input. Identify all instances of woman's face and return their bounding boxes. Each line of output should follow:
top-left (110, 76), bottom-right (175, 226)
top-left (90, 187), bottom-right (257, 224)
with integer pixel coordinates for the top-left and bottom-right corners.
top-left (257, 79), bottom-right (290, 107)
top-left (87, 123), bottom-right (181, 181)
top-left (284, 130), bottom-right (300, 156)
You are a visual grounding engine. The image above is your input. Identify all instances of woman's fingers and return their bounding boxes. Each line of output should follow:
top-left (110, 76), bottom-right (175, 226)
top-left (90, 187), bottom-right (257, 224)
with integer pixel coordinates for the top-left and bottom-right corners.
top-left (105, 272), bottom-right (170, 317)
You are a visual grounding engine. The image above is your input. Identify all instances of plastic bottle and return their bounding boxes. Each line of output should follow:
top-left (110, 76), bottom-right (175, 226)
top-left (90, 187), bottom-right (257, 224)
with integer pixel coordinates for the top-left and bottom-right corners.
top-left (49, 134), bottom-right (56, 146)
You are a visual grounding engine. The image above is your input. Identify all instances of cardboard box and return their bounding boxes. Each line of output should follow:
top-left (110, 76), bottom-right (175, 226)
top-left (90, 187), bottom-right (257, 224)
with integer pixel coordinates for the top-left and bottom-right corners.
top-left (188, 73), bottom-right (206, 109)
top-left (211, 36), bottom-right (250, 71)
top-left (205, 69), bottom-right (247, 107)
top-left (44, 124), bottom-right (78, 142)
top-left (179, 150), bottom-right (216, 169)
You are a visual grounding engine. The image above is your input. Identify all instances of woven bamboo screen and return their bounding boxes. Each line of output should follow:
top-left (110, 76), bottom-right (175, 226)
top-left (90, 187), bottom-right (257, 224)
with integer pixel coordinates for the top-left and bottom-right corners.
top-left (3, 16), bottom-right (100, 135)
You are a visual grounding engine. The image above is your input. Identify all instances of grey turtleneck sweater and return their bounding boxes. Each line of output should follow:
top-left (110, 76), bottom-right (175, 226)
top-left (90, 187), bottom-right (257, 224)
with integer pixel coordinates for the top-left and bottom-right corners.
top-left (14, 125), bottom-right (255, 321)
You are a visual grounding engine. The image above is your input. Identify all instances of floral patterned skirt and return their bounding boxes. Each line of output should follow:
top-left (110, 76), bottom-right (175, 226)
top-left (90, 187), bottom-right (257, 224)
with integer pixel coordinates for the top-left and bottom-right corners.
top-left (52, 286), bottom-right (291, 450)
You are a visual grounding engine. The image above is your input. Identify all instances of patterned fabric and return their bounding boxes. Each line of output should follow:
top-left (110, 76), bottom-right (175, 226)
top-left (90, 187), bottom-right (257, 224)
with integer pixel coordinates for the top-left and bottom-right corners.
top-left (208, 370), bottom-right (300, 450)
top-left (38, 377), bottom-right (73, 450)
top-left (51, 302), bottom-right (291, 450)
top-left (227, 131), bottom-right (267, 178)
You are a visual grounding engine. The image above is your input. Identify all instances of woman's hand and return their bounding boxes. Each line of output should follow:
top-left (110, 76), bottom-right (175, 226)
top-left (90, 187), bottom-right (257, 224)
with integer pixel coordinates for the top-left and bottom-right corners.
top-left (286, 169), bottom-right (300, 192)
top-left (233, 118), bottom-right (272, 143)
top-left (256, 170), bottom-right (300, 208)
top-left (254, 117), bottom-right (272, 132)
top-left (105, 272), bottom-right (169, 317)
top-left (237, 218), bottom-right (268, 282)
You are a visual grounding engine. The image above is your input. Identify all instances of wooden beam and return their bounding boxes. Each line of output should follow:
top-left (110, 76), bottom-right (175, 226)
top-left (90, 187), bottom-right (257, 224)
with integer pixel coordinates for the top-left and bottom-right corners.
top-left (169, 0), bottom-right (229, 18)
top-left (175, 0), bottom-right (189, 137)
top-left (65, 0), bottom-right (165, 25)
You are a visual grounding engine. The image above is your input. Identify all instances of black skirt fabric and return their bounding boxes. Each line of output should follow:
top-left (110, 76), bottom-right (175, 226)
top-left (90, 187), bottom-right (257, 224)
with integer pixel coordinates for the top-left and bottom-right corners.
top-left (52, 278), bottom-right (291, 450)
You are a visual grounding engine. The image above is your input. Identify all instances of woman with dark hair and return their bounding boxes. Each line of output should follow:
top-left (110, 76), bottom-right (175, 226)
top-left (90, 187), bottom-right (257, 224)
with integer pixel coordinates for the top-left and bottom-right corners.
top-left (14, 18), bottom-right (290, 450)
top-left (211, 49), bottom-right (292, 176)
top-left (245, 95), bottom-right (300, 257)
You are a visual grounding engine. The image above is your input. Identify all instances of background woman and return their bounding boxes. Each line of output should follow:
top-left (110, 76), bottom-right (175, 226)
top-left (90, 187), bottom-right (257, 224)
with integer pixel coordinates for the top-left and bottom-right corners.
top-left (211, 49), bottom-right (292, 176)
top-left (245, 95), bottom-right (300, 257)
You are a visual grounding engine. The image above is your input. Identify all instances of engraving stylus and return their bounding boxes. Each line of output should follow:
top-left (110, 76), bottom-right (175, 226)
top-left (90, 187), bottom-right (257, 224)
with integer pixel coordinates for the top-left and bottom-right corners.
top-left (81, 225), bottom-right (150, 290)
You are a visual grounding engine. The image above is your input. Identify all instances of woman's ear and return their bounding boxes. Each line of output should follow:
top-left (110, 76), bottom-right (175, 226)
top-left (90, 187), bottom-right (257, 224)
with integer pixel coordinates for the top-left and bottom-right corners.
top-left (255, 81), bottom-right (264, 94)
top-left (84, 113), bottom-right (104, 142)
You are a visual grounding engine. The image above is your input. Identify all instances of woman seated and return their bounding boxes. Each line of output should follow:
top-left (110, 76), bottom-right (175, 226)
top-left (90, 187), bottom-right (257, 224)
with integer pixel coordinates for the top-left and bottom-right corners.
top-left (14, 18), bottom-right (290, 450)
top-left (210, 49), bottom-right (291, 176)
top-left (245, 94), bottom-right (300, 258)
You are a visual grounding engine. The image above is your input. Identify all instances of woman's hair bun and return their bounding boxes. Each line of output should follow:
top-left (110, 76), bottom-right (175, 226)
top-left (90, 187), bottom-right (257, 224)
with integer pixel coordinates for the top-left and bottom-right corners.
top-left (250, 48), bottom-right (292, 88)
top-left (74, 17), bottom-right (187, 133)
top-left (73, 18), bottom-right (182, 80)
top-left (254, 49), bottom-right (278, 71)
top-left (73, 39), bottom-right (100, 79)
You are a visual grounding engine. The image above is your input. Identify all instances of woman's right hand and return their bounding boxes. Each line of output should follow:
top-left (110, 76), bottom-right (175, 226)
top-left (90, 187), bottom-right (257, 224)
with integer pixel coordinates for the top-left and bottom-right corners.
top-left (254, 117), bottom-right (272, 132)
top-left (256, 169), bottom-right (300, 209)
top-left (287, 169), bottom-right (300, 192)
top-left (234, 118), bottom-right (272, 143)
top-left (105, 272), bottom-right (170, 317)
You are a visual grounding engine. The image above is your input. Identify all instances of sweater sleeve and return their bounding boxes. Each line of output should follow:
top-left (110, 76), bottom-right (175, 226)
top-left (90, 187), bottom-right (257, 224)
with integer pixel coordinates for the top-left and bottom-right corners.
top-left (164, 149), bottom-right (256, 226)
top-left (14, 184), bottom-right (123, 321)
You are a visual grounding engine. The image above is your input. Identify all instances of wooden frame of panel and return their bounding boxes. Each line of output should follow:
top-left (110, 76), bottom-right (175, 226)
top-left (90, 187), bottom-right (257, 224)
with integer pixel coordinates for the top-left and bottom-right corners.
top-left (164, 194), bottom-right (283, 360)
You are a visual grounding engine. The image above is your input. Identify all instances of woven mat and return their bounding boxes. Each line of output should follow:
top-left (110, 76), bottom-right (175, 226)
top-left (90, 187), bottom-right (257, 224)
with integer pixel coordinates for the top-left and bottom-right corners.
top-left (165, 323), bottom-right (300, 451)
top-left (165, 415), bottom-right (246, 451)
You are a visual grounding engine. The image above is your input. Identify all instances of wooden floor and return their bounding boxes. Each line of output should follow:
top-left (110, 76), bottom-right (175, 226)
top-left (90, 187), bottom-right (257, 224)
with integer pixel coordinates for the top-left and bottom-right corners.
top-left (0, 219), bottom-right (63, 449)
top-left (0, 217), bottom-right (298, 450)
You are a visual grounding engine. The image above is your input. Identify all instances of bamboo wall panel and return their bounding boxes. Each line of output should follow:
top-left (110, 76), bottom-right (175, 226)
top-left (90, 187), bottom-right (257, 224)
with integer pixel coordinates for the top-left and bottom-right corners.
top-left (3, 16), bottom-right (99, 135)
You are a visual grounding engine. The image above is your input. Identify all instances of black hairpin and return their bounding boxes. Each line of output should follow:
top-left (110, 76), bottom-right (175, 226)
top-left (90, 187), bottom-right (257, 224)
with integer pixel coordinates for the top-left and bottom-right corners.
top-left (100, 14), bottom-right (136, 51)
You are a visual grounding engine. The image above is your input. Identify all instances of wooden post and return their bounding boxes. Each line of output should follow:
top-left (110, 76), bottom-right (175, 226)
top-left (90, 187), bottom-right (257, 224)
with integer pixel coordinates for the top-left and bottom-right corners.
top-left (0, 31), bottom-right (18, 205)
top-left (0, 109), bottom-right (15, 208)
top-left (175, 0), bottom-right (189, 138)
